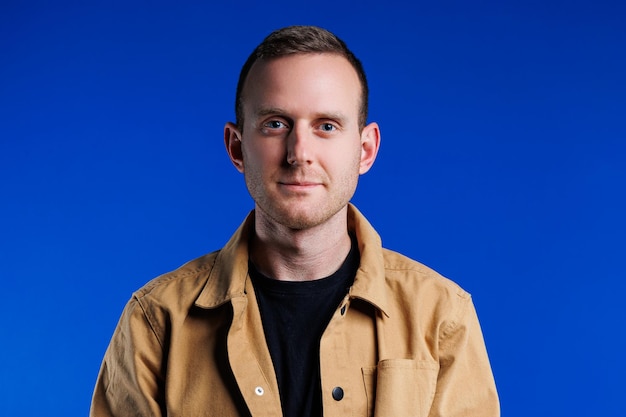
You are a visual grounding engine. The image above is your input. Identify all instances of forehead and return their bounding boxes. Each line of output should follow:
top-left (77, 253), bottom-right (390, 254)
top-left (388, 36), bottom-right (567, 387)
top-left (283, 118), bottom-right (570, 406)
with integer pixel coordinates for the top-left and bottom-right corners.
top-left (241, 53), bottom-right (362, 117)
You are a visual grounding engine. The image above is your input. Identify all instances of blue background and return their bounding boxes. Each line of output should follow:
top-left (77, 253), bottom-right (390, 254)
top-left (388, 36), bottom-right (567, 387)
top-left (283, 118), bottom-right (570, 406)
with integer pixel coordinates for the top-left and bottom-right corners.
top-left (1, 1), bottom-right (625, 415)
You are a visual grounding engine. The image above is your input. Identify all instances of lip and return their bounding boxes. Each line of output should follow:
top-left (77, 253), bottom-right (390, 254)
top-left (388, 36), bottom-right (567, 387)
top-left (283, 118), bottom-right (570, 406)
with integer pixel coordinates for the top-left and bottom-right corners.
top-left (278, 181), bottom-right (322, 191)
top-left (279, 181), bottom-right (320, 186)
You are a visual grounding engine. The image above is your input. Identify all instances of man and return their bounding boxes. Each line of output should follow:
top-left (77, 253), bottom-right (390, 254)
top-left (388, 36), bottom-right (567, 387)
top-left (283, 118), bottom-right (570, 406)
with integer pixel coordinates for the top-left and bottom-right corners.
top-left (91, 25), bottom-right (499, 416)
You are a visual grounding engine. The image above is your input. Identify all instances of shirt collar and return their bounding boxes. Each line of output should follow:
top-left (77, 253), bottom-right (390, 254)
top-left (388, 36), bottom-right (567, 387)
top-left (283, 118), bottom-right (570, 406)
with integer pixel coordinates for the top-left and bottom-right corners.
top-left (194, 204), bottom-right (390, 317)
top-left (194, 212), bottom-right (253, 309)
top-left (346, 204), bottom-right (390, 317)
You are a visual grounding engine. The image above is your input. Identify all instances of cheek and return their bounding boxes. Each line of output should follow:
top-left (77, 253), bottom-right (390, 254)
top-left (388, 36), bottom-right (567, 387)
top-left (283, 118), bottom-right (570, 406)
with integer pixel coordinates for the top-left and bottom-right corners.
top-left (243, 140), bottom-right (285, 168)
top-left (339, 141), bottom-right (363, 168)
top-left (326, 149), bottom-right (361, 183)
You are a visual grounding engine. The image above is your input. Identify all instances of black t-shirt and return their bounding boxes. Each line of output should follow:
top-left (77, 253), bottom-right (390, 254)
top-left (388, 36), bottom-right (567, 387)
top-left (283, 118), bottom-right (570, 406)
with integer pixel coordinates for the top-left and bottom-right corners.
top-left (249, 239), bottom-right (359, 417)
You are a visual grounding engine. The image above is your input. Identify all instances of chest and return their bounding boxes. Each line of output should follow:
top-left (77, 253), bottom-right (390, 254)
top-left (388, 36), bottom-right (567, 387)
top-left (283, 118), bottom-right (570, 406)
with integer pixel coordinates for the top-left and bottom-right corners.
top-left (161, 295), bottom-right (438, 417)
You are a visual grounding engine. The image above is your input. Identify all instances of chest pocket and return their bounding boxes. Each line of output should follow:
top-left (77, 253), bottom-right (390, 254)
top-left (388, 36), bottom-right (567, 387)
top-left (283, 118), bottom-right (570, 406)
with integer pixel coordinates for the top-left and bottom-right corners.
top-left (362, 359), bottom-right (439, 417)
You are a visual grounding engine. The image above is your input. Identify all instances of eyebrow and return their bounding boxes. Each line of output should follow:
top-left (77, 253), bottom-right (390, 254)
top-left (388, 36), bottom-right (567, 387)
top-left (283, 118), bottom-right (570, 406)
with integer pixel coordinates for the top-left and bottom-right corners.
top-left (254, 107), bottom-right (288, 118)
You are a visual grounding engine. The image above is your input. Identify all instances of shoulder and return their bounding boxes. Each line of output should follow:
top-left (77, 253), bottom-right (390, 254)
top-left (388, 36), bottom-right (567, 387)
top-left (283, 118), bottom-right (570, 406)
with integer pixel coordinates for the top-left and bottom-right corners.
top-left (381, 248), bottom-right (472, 316)
top-left (106, 250), bottom-right (229, 353)
top-left (382, 248), bottom-right (469, 295)
top-left (132, 250), bottom-right (221, 310)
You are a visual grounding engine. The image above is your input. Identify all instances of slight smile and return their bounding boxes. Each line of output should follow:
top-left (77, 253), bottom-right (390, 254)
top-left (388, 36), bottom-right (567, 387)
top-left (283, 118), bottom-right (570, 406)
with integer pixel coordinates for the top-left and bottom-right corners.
top-left (278, 181), bottom-right (323, 192)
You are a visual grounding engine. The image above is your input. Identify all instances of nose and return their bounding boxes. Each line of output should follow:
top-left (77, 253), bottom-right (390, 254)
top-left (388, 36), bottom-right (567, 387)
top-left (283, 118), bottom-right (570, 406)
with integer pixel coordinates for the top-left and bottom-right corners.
top-left (286, 123), bottom-right (311, 166)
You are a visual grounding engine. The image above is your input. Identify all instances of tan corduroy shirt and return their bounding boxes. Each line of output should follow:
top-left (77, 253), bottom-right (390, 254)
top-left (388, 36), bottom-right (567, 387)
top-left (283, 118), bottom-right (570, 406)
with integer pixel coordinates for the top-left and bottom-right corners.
top-left (91, 204), bottom-right (499, 416)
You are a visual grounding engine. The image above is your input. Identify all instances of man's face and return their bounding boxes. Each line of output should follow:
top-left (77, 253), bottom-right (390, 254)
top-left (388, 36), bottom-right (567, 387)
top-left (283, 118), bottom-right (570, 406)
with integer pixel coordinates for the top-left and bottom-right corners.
top-left (228, 53), bottom-right (379, 230)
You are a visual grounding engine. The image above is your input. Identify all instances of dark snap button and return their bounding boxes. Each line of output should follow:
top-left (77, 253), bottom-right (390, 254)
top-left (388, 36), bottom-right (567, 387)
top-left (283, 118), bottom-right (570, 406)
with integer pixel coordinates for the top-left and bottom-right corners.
top-left (332, 386), bottom-right (344, 401)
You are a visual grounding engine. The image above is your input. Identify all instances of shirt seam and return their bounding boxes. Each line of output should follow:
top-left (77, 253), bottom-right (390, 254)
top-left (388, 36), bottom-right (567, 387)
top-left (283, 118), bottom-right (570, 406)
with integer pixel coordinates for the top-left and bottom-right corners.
top-left (438, 292), bottom-right (471, 350)
top-left (134, 295), bottom-right (165, 349)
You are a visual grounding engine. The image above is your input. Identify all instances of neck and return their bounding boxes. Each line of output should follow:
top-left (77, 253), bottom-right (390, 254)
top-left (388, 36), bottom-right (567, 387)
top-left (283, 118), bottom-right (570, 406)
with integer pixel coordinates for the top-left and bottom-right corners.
top-left (249, 206), bottom-right (352, 281)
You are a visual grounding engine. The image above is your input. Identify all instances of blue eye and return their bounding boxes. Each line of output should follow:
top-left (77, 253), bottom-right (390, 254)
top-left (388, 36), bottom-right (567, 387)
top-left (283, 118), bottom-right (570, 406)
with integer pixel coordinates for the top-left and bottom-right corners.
top-left (320, 123), bottom-right (336, 132)
top-left (265, 120), bottom-right (287, 129)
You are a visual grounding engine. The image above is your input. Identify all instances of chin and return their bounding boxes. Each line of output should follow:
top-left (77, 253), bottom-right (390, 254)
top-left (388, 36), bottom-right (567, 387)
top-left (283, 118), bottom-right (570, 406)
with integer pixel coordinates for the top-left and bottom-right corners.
top-left (270, 204), bottom-right (347, 231)
top-left (273, 212), bottom-right (322, 230)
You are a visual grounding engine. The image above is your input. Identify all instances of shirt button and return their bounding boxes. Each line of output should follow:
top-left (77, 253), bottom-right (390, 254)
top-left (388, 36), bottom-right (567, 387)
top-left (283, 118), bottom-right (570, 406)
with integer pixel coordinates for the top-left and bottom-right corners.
top-left (340, 305), bottom-right (347, 315)
top-left (332, 386), bottom-right (344, 401)
top-left (255, 386), bottom-right (264, 396)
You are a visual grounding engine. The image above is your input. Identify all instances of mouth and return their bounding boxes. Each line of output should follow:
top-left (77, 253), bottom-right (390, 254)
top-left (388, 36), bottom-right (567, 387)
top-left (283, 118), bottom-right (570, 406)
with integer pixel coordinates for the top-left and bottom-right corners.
top-left (279, 181), bottom-right (321, 186)
top-left (277, 180), bottom-right (323, 191)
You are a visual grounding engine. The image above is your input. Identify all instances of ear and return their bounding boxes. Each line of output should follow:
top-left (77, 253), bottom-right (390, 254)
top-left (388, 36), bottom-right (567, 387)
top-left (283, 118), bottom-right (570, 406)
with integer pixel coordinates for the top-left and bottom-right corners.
top-left (359, 122), bottom-right (381, 174)
top-left (224, 122), bottom-right (244, 173)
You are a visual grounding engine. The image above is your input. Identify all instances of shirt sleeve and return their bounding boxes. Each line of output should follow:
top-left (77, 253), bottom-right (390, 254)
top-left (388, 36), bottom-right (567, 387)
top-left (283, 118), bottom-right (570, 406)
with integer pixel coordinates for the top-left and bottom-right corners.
top-left (429, 296), bottom-right (500, 417)
top-left (90, 297), bottom-right (166, 417)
